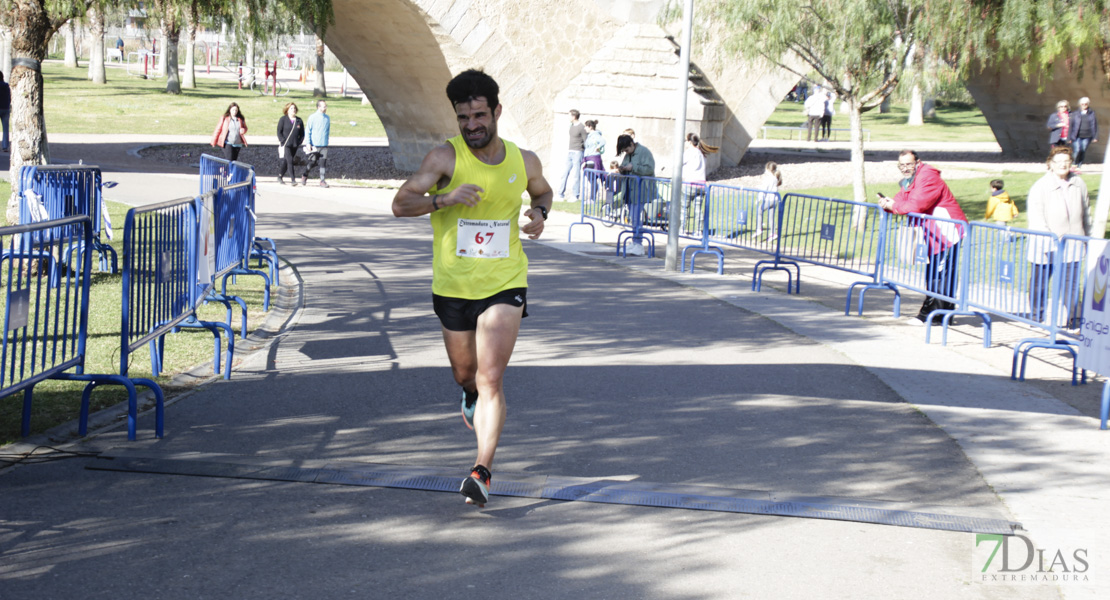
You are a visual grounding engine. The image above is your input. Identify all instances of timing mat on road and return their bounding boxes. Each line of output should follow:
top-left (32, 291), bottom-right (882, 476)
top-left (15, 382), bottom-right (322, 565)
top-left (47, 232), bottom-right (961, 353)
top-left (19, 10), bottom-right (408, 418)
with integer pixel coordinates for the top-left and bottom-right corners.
top-left (87, 450), bottom-right (1020, 535)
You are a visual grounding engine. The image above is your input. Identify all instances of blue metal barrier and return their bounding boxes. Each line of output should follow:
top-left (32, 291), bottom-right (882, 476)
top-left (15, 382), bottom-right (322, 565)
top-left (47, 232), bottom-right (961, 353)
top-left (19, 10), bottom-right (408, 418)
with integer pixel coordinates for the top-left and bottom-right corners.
top-left (2, 216), bottom-right (162, 440)
top-left (200, 154), bottom-right (278, 287)
top-left (1009, 234), bottom-right (1088, 385)
top-left (776, 193), bottom-right (886, 295)
top-left (693, 183), bottom-right (794, 288)
top-left (18, 165), bottom-right (118, 274)
top-left (211, 182), bottom-right (273, 337)
top-left (121, 194), bottom-right (233, 382)
top-left (570, 169), bottom-right (641, 244)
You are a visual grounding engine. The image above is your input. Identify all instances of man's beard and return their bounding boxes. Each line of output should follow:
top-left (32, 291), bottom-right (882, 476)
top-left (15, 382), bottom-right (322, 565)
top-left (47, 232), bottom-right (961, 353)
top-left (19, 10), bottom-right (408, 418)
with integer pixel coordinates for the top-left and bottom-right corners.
top-left (462, 124), bottom-right (495, 149)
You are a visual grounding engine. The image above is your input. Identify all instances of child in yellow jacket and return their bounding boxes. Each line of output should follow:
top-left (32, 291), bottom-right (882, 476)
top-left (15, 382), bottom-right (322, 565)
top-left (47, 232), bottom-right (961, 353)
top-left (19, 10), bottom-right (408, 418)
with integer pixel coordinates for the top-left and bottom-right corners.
top-left (984, 179), bottom-right (1018, 224)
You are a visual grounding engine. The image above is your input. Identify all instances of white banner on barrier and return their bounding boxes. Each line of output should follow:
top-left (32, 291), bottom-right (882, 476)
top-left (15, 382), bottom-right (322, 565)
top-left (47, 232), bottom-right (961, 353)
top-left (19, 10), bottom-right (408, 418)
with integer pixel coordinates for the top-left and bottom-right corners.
top-left (1078, 239), bottom-right (1110, 374)
top-left (197, 194), bottom-right (216, 288)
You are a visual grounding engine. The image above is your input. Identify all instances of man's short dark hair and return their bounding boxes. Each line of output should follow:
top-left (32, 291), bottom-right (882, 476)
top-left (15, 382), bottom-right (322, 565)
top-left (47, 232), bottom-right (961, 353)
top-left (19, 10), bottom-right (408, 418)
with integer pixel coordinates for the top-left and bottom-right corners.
top-left (898, 149), bottom-right (919, 161)
top-left (570, 109), bottom-right (580, 119)
top-left (990, 179), bottom-right (1004, 190)
top-left (446, 69), bottom-right (499, 109)
top-left (616, 134), bottom-right (634, 155)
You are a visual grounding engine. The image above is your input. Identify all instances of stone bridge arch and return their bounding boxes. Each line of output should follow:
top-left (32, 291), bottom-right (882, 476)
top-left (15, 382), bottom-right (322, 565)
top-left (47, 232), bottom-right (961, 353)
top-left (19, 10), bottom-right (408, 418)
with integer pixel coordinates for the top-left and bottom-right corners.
top-left (325, 0), bottom-right (797, 173)
top-left (325, 0), bottom-right (626, 171)
top-left (325, 0), bottom-right (1109, 175)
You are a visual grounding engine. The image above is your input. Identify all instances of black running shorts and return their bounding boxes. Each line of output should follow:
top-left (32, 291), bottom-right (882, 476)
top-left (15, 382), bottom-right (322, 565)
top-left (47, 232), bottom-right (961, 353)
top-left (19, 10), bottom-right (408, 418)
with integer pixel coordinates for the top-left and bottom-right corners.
top-left (433, 287), bottom-right (528, 332)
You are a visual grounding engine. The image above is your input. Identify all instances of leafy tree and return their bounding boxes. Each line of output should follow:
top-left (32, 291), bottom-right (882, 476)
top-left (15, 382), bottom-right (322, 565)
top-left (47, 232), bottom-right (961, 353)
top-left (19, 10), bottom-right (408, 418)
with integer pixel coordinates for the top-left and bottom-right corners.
top-left (694, 0), bottom-right (921, 208)
top-left (6, 0), bottom-right (91, 222)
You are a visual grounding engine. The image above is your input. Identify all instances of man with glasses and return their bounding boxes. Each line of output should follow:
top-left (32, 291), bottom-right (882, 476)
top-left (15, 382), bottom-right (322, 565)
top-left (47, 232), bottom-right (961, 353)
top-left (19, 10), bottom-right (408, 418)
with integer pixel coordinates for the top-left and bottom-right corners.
top-left (876, 150), bottom-right (968, 324)
top-left (1071, 97), bottom-right (1098, 169)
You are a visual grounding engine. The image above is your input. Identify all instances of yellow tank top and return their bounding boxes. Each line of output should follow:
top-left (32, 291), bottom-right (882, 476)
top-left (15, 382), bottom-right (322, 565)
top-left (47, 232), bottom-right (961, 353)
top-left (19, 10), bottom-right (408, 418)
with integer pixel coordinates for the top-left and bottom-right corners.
top-left (429, 135), bottom-right (529, 298)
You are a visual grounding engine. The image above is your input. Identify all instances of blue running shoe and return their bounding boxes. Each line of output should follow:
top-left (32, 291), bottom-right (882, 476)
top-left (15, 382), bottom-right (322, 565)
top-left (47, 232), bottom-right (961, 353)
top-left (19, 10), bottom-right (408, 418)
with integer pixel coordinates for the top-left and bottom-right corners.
top-left (461, 389), bottom-right (478, 430)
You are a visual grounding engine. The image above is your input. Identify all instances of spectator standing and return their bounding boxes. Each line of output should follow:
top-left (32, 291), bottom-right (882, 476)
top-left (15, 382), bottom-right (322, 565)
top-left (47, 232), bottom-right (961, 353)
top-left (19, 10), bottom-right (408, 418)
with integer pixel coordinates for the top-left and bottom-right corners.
top-left (303, 99), bottom-right (331, 187)
top-left (616, 133), bottom-right (654, 256)
top-left (876, 150), bottom-right (968, 323)
top-left (276, 102), bottom-right (305, 185)
top-left (210, 102), bottom-right (248, 162)
top-left (1070, 97), bottom-right (1098, 169)
top-left (582, 120), bottom-right (606, 204)
top-left (0, 71), bottom-right (10, 153)
top-left (1026, 146), bottom-right (1091, 326)
top-left (1047, 100), bottom-right (1073, 148)
top-left (820, 91), bottom-right (834, 141)
top-left (680, 133), bottom-right (713, 233)
top-left (754, 162), bottom-right (782, 239)
top-left (804, 90), bottom-right (825, 142)
top-left (583, 120), bottom-right (605, 171)
top-left (983, 179), bottom-right (1018, 225)
top-left (555, 109), bottom-right (586, 200)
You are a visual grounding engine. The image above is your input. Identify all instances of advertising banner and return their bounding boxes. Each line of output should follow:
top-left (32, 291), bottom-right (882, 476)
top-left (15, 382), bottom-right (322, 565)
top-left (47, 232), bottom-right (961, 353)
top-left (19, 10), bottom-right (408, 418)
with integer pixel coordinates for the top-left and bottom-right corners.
top-left (1078, 239), bottom-right (1110, 374)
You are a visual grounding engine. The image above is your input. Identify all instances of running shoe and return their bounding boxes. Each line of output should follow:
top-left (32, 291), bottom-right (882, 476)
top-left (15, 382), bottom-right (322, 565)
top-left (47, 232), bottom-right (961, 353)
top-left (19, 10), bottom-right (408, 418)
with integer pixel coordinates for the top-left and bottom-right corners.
top-left (460, 389), bottom-right (478, 430)
top-left (460, 465), bottom-right (491, 506)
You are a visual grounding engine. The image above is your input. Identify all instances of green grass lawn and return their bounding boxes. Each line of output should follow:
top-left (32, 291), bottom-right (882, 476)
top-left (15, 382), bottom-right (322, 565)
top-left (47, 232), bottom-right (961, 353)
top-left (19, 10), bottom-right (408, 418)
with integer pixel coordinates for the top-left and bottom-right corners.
top-left (762, 99), bottom-right (996, 143)
top-left (43, 62), bottom-right (386, 137)
top-left (0, 179), bottom-right (273, 443)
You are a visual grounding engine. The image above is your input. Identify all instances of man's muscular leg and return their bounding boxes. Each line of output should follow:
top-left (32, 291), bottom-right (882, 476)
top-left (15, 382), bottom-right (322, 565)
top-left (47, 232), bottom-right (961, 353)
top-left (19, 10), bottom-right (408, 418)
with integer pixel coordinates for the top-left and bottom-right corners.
top-left (441, 302), bottom-right (522, 469)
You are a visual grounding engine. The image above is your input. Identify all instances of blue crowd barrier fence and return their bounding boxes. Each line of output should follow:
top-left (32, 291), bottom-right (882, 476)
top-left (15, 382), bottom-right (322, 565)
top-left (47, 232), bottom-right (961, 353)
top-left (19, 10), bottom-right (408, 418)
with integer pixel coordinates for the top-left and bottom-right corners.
top-left (572, 171), bottom-right (710, 258)
top-left (18, 164), bottom-right (118, 275)
top-left (572, 177), bottom-right (1098, 391)
top-left (570, 169), bottom-right (653, 256)
top-left (120, 193), bottom-right (234, 383)
top-left (200, 154), bottom-right (278, 287)
top-left (870, 211), bottom-right (980, 343)
top-left (1010, 234), bottom-right (1089, 385)
top-left (2, 215), bottom-right (163, 440)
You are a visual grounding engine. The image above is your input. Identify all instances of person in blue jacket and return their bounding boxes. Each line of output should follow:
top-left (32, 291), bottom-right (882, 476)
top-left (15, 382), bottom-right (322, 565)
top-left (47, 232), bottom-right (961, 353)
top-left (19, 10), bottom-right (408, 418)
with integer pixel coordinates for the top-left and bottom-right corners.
top-left (303, 99), bottom-right (331, 187)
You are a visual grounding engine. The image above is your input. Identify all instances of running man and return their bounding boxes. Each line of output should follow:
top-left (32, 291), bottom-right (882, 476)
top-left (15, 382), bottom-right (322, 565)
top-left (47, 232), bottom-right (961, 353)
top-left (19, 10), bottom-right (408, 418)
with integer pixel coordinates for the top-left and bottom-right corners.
top-left (391, 69), bottom-right (553, 507)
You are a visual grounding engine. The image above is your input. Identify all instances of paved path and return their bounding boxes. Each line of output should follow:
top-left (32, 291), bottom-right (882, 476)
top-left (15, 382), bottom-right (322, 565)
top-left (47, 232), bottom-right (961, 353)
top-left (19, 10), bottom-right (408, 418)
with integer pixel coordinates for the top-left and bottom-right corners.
top-left (1, 139), bottom-right (1106, 599)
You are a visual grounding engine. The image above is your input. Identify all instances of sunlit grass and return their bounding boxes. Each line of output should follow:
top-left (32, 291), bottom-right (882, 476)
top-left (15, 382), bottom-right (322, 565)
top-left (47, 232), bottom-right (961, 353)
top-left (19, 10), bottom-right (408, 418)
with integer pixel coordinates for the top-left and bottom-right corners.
top-left (762, 98), bottom-right (995, 143)
top-left (43, 62), bottom-right (385, 138)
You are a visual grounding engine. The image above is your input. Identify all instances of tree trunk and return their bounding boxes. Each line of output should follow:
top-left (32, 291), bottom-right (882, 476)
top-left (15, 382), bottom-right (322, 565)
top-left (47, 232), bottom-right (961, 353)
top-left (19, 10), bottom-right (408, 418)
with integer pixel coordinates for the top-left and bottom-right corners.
top-left (164, 15), bottom-right (181, 94)
top-left (0, 22), bottom-right (12, 81)
top-left (157, 16), bottom-right (168, 76)
top-left (8, 0), bottom-right (51, 224)
top-left (63, 19), bottom-right (77, 67)
top-left (879, 95), bottom-right (890, 114)
top-left (849, 96), bottom-right (868, 228)
top-left (246, 32), bottom-right (256, 86)
top-left (87, 6), bottom-right (106, 84)
top-left (313, 35), bottom-right (326, 97)
top-left (182, 1), bottom-right (197, 89)
top-left (923, 96), bottom-right (936, 119)
top-left (907, 83), bottom-right (924, 126)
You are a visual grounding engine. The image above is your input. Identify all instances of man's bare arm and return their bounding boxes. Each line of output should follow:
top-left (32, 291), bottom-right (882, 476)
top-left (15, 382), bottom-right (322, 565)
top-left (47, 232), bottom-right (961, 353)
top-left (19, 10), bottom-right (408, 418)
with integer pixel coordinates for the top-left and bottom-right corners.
top-left (392, 145), bottom-right (485, 217)
top-left (520, 149), bottom-right (554, 240)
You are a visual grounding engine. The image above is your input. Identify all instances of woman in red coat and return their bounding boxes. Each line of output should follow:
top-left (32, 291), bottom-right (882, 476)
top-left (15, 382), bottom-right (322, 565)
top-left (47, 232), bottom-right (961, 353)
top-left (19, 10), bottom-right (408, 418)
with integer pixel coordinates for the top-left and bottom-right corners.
top-left (211, 102), bottom-right (248, 162)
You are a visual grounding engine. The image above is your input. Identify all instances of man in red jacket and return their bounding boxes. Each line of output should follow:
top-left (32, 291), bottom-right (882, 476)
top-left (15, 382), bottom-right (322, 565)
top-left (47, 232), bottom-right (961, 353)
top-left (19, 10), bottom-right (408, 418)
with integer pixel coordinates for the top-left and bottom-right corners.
top-left (877, 150), bottom-right (968, 323)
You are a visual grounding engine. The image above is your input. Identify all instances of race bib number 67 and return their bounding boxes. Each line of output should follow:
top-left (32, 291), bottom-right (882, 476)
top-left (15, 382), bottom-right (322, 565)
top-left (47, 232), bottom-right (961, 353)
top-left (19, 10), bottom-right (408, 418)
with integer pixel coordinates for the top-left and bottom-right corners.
top-left (457, 219), bottom-right (511, 258)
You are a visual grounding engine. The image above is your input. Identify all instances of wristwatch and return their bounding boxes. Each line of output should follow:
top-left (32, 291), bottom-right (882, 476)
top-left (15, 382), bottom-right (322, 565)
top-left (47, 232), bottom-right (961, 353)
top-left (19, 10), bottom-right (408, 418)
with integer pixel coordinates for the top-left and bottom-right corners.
top-left (535, 205), bottom-right (548, 220)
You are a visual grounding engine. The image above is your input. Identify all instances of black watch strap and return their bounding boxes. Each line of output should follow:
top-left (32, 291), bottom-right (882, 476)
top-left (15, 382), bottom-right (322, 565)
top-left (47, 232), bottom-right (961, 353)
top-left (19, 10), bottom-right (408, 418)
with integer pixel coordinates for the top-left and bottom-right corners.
top-left (536, 205), bottom-right (548, 220)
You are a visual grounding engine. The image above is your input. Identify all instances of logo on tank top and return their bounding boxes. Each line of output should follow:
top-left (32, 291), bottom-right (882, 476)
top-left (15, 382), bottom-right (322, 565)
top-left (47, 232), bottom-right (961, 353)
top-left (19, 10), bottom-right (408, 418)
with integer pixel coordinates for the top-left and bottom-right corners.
top-left (508, 174), bottom-right (517, 184)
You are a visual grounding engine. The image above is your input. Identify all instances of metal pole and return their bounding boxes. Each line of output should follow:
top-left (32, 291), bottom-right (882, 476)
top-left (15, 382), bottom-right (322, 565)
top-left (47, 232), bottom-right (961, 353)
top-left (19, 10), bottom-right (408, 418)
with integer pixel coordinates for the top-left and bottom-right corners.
top-left (665, 0), bottom-right (694, 272)
top-left (1093, 146), bottom-right (1110, 238)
